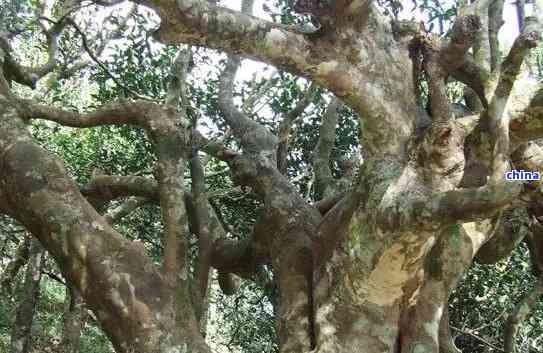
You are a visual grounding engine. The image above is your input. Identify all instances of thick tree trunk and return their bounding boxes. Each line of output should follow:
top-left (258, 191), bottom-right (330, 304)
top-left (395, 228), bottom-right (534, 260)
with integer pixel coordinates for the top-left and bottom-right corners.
top-left (310, 159), bottom-right (498, 353)
top-left (1, 1), bottom-right (542, 352)
top-left (0, 101), bottom-right (209, 353)
top-left (311, 223), bottom-right (485, 353)
top-left (9, 237), bottom-right (45, 353)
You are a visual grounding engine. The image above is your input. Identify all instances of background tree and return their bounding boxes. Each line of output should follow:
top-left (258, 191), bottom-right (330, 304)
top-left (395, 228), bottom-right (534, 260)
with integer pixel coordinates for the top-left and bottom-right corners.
top-left (0, 0), bottom-right (543, 353)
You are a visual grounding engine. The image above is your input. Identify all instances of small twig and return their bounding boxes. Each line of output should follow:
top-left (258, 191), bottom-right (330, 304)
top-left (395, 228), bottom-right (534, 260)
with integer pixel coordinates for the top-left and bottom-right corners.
top-left (41, 270), bottom-right (66, 286)
top-left (66, 18), bottom-right (154, 101)
top-left (473, 307), bottom-right (508, 331)
top-left (451, 325), bottom-right (504, 351)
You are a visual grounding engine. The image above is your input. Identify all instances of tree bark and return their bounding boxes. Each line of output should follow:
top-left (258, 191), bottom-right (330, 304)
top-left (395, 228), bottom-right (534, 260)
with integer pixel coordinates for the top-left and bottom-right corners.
top-left (1, 1), bottom-right (543, 353)
top-left (56, 286), bottom-right (85, 353)
top-left (1, 235), bottom-right (30, 292)
top-left (9, 238), bottom-right (45, 353)
top-left (0, 99), bottom-right (210, 353)
top-left (503, 278), bottom-right (543, 353)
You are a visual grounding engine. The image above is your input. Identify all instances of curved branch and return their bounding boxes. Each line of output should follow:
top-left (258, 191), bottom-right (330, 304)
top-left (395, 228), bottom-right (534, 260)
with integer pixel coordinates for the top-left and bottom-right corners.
top-left (80, 173), bottom-right (268, 279)
top-left (20, 99), bottom-right (153, 128)
top-left (460, 0), bottom-right (495, 71)
top-left (66, 18), bottom-right (153, 101)
top-left (209, 237), bottom-right (266, 279)
top-left (213, 0), bottom-right (277, 155)
top-left (0, 17), bottom-right (66, 88)
top-left (451, 58), bottom-right (490, 108)
top-left (139, 0), bottom-right (316, 75)
top-left (379, 180), bottom-right (522, 231)
top-left (81, 175), bottom-right (159, 202)
top-left (428, 181), bottom-right (522, 224)
top-left (475, 208), bottom-right (530, 264)
top-left (412, 15), bottom-right (480, 124)
top-left (139, 0), bottom-right (419, 158)
top-left (218, 53), bottom-right (277, 154)
top-left (440, 15), bottom-right (482, 71)
top-left (191, 130), bottom-right (236, 161)
top-left (314, 183), bottom-right (367, 268)
top-left (313, 191), bottom-right (345, 215)
top-left (487, 29), bottom-right (539, 181)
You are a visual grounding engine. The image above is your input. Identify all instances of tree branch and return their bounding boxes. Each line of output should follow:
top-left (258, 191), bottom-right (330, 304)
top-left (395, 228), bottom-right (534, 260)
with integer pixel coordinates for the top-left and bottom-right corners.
top-left (313, 191), bottom-right (345, 215)
top-left (81, 175), bottom-right (159, 202)
top-left (20, 99), bottom-right (152, 128)
top-left (377, 179), bottom-right (522, 231)
top-left (277, 82), bottom-right (316, 174)
top-left (292, 0), bottom-right (372, 31)
top-left (66, 17), bottom-right (153, 101)
top-left (450, 326), bottom-right (503, 352)
top-left (314, 182), bottom-right (367, 269)
top-left (192, 130), bottom-right (239, 162)
top-left (103, 197), bottom-right (149, 224)
top-left (460, 0), bottom-right (495, 71)
top-left (139, 0), bottom-right (316, 76)
top-left (165, 46), bottom-right (192, 108)
top-left (209, 237), bottom-right (267, 279)
top-left (489, 0), bottom-right (505, 71)
top-left (487, 29), bottom-right (539, 182)
top-left (503, 277), bottom-right (543, 353)
top-left (429, 181), bottom-right (522, 224)
top-left (138, 0), bottom-right (418, 158)
top-left (0, 17), bottom-right (66, 88)
top-left (475, 208), bottom-right (529, 264)
top-left (81, 173), bottom-right (268, 280)
top-left (218, 53), bottom-right (278, 154)
top-left (439, 15), bottom-right (481, 71)
top-left (0, 235), bottom-right (30, 292)
top-left (189, 149), bottom-right (213, 315)
top-left (46, 4), bottom-right (136, 87)
top-left (313, 97), bottom-right (340, 198)
top-left (451, 58), bottom-right (490, 109)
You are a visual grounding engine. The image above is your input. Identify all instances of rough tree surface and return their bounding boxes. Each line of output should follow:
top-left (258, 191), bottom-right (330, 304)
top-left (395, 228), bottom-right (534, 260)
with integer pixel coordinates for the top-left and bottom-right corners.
top-left (1, 0), bottom-right (543, 352)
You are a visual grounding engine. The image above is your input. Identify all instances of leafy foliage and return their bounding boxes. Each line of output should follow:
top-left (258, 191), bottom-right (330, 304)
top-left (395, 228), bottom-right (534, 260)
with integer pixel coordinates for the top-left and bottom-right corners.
top-left (0, 1), bottom-right (542, 353)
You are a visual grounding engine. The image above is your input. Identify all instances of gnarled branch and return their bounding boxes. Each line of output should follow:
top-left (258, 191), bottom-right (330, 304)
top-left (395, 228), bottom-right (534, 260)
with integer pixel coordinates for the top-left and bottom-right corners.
top-left (487, 29), bottom-right (540, 182)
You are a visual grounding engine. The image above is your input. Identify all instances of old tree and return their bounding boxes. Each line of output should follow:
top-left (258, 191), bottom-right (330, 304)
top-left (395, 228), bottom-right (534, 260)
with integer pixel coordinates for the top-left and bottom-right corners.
top-left (1, 0), bottom-right (543, 352)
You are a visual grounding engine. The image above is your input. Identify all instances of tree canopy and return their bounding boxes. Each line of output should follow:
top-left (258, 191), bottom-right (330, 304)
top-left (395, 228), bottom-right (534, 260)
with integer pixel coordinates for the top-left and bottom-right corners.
top-left (0, 1), bottom-right (543, 353)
